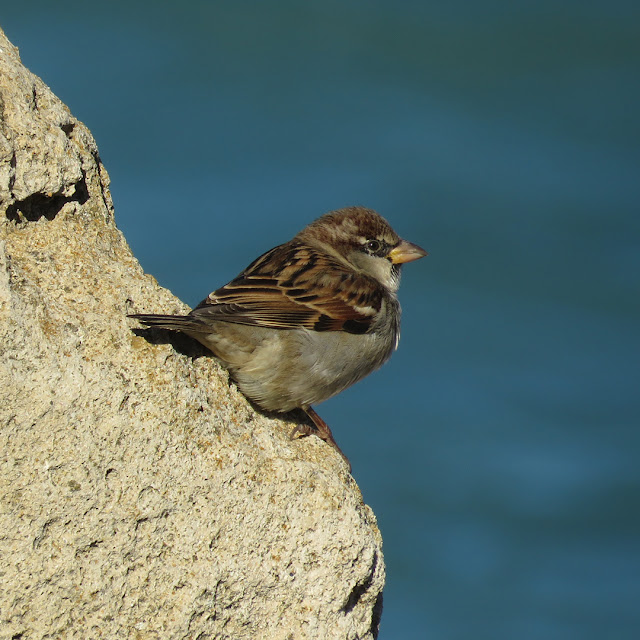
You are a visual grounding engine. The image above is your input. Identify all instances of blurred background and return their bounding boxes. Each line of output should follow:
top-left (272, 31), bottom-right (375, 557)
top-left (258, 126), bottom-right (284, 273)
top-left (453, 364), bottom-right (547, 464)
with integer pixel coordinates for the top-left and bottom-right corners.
top-left (3, 1), bottom-right (638, 638)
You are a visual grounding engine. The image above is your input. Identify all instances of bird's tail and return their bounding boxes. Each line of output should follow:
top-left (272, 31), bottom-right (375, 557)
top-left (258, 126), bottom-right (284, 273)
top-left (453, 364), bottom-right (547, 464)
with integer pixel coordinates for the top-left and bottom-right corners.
top-left (128, 313), bottom-right (206, 332)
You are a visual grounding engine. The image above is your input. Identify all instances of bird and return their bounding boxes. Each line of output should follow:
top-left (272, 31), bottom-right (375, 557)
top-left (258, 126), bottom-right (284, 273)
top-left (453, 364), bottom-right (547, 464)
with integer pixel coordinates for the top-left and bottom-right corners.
top-left (129, 206), bottom-right (426, 469)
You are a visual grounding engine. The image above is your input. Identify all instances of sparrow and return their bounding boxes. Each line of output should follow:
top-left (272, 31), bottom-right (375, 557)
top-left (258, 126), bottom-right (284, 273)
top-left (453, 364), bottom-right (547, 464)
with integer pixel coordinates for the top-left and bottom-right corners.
top-left (129, 206), bottom-right (426, 469)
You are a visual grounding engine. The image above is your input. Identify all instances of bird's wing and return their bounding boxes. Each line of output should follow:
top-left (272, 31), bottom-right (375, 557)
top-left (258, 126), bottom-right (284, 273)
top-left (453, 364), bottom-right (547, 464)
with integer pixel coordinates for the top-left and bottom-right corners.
top-left (190, 243), bottom-right (384, 334)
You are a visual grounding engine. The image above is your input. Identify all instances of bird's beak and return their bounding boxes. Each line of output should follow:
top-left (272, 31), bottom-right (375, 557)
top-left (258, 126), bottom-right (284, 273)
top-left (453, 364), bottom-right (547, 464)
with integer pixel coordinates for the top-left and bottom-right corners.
top-left (388, 240), bottom-right (428, 264)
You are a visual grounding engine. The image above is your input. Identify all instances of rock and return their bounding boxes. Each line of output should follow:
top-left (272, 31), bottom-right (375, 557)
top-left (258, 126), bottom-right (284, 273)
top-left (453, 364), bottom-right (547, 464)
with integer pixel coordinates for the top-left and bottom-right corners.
top-left (0, 27), bottom-right (384, 639)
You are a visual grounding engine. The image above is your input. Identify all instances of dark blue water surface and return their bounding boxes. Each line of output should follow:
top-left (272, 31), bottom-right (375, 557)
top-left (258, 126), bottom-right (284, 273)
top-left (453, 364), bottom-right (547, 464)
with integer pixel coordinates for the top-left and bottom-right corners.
top-left (4, 2), bottom-right (639, 638)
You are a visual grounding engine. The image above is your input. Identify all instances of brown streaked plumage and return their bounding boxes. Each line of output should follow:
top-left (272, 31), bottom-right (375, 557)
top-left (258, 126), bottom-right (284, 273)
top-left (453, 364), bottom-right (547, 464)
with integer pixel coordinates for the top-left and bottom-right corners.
top-left (129, 206), bottom-right (427, 470)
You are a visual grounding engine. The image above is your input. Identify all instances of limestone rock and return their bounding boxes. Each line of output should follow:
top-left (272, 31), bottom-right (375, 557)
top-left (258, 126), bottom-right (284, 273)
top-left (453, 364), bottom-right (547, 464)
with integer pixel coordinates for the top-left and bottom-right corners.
top-left (0, 27), bottom-right (384, 639)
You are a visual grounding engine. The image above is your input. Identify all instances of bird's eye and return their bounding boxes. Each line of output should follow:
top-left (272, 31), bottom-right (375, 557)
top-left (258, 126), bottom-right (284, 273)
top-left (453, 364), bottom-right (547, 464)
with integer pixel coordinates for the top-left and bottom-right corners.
top-left (365, 239), bottom-right (382, 254)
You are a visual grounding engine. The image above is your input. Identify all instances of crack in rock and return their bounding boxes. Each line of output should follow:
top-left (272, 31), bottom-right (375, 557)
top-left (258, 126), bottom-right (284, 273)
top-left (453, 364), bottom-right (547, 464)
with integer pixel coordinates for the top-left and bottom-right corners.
top-left (5, 172), bottom-right (90, 222)
top-left (341, 550), bottom-right (379, 614)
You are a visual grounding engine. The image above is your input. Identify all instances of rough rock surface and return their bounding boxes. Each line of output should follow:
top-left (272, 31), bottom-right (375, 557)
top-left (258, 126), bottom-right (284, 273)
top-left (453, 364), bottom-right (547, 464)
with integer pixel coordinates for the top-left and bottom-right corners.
top-left (0, 27), bottom-right (384, 639)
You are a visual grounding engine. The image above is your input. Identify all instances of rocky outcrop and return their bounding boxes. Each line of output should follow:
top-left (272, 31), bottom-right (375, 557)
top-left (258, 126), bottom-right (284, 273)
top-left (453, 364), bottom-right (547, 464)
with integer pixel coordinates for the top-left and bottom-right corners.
top-left (0, 27), bottom-right (384, 639)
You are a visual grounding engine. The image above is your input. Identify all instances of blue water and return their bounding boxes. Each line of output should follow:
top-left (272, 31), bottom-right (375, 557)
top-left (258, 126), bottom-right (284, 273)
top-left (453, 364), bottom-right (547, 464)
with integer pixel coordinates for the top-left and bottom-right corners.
top-left (4, 2), bottom-right (639, 638)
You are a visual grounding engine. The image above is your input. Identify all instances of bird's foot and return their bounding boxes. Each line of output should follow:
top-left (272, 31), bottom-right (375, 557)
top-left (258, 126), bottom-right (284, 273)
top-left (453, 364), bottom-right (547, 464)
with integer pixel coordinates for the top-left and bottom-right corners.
top-left (290, 407), bottom-right (352, 471)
